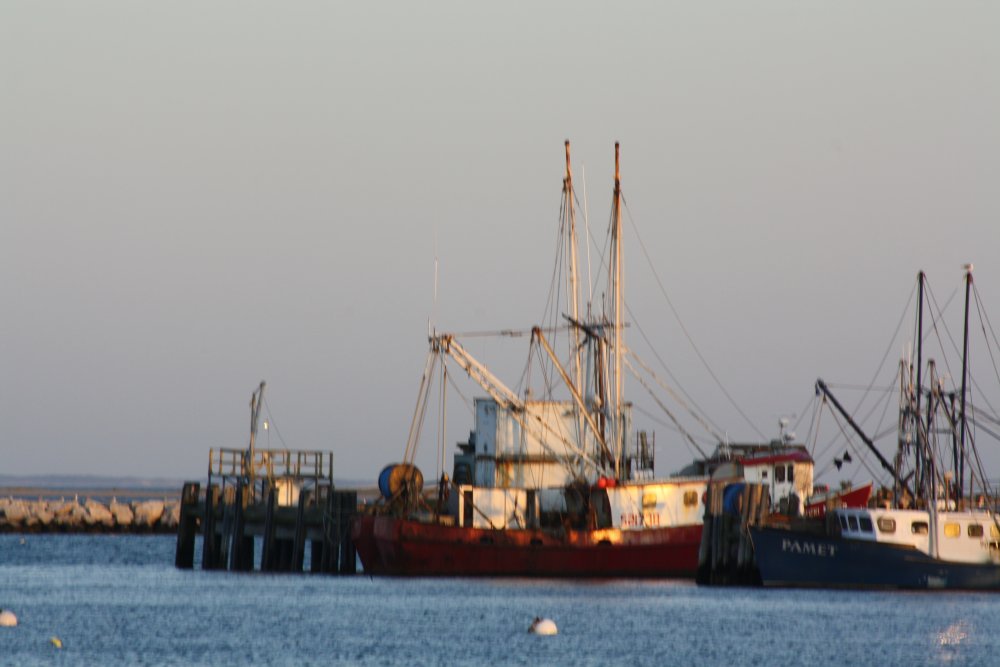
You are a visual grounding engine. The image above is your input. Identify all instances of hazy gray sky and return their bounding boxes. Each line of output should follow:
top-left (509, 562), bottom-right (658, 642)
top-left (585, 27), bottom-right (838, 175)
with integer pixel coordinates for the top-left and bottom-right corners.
top-left (3, 2), bottom-right (998, 485)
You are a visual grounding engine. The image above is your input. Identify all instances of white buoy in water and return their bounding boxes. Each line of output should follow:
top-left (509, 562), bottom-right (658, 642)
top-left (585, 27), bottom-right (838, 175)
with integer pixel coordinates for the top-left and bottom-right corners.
top-left (529, 617), bottom-right (557, 635)
top-left (0, 610), bottom-right (17, 627)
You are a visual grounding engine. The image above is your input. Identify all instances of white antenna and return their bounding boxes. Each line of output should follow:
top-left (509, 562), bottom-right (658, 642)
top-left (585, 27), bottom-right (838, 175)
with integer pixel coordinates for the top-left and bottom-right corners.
top-left (430, 226), bottom-right (440, 336)
top-left (582, 163), bottom-right (594, 307)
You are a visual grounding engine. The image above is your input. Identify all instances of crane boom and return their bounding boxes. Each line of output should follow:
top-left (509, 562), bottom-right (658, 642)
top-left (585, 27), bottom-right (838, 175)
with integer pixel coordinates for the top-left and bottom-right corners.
top-left (532, 327), bottom-right (613, 466)
top-left (816, 378), bottom-right (913, 498)
top-left (432, 334), bottom-right (605, 476)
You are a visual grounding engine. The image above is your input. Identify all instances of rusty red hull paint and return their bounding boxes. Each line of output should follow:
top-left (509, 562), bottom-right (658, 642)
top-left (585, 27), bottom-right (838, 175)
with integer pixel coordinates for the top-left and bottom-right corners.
top-left (351, 515), bottom-right (702, 577)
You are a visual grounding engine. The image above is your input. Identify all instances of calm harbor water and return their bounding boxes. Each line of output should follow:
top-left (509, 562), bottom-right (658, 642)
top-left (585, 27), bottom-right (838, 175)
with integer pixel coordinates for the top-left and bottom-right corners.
top-left (0, 534), bottom-right (997, 666)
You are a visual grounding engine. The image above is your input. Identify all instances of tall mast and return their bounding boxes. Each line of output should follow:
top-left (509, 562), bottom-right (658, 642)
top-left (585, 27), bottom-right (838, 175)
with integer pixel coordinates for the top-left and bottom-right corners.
top-left (564, 141), bottom-right (583, 398)
top-left (914, 271), bottom-right (925, 496)
top-left (610, 142), bottom-right (624, 479)
top-left (925, 360), bottom-right (937, 502)
top-left (563, 141), bottom-right (588, 464)
top-left (915, 271), bottom-right (924, 429)
top-left (247, 380), bottom-right (266, 488)
top-left (959, 264), bottom-right (973, 500)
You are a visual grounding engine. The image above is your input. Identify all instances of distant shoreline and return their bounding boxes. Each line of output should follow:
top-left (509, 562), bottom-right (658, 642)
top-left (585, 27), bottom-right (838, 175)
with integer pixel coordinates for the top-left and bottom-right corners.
top-left (1, 485), bottom-right (380, 501)
top-left (0, 486), bottom-right (180, 501)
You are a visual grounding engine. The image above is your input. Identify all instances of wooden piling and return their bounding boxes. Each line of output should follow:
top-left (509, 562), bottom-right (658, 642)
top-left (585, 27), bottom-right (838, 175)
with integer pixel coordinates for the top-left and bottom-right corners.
top-left (291, 490), bottom-right (310, 573)
top-left (337, 490), bottom-right (357, 574)
top-left (320, 490), bottom-right (340, 574)
top-left (229, 482), bottom-right (253, 572)
top-left (310, 540), bottom-right (324, 574)
top-left (218, 485), bottom-right (235, 569)
top-left (173, 446), bottom-right (353, 576)
top-left (174, 482), bottom-right (200, 569)
top-left (697, 482), bottom-right (768, 586)
top-left (260, 486), bottom-right (277, 572)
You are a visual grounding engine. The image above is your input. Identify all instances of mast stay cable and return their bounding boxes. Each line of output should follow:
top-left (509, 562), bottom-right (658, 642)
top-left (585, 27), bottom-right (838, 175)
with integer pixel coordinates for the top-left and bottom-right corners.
top-left (621, 195), bottom-right (765, 439)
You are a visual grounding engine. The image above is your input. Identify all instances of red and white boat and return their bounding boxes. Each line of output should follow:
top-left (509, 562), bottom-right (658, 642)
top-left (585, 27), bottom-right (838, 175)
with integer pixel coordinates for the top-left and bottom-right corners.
top-left (352, 143), bottom-right (712, 577)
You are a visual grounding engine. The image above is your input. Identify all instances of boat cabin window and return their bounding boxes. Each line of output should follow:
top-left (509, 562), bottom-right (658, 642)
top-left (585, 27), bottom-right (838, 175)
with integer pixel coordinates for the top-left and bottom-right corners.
top-left (453, 463), bottom-right (472, 485)
top-left (859, 517), bottom-right (874, 533)
top-left (642, 492), bottom-right (657, 509)
top-left (847, 516), bottom-right (859, 531)
top-left (944, 523), bottom-right (961, 538)
top-left (992, 525), bottom-right (1000, 540)
top-left (877, 517), bottom-right (896, 533)
top-left (775, 466), bottom-right (785, 483)
top-left (787, 465), bottom-right (794, 482)
top-left (761, 470), bottom-right (768, 479)
top-left (683, 490), bottom-right (698, 508)
top-left (911, 521), bottom-right (929, 535)
top-left (968, 524), bottom-right (984, 538)
top-left (838, 515), bottom-right (849, 530)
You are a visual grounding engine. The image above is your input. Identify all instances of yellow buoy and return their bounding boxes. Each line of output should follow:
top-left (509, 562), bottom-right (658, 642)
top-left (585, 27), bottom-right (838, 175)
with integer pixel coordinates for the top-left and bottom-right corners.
top-left (50, 636), bottom-right (63, 649)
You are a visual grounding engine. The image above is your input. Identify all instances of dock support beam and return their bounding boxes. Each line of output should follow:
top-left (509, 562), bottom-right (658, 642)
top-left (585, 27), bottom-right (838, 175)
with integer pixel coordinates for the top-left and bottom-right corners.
top-left (260, 486), bottom-right (277, 572)
top-left (697, 482), bottom-right (769, 586)
top-left (229, 481), bottom-right (254, 572)
top-left (174, 482), bottom-right (200, 569)
top-left (291, 490), bottom-right (310, 573)
top-left (338, 490), bottom-right (357, 574)
top-left (202, 485), bottom-right (222, 570)
top-left (173, 475), bottom-right (358, 576)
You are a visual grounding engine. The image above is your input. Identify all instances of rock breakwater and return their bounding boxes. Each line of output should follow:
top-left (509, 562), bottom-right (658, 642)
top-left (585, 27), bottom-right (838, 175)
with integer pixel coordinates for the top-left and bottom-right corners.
top-left (0, 497), bottom-right (180, 533)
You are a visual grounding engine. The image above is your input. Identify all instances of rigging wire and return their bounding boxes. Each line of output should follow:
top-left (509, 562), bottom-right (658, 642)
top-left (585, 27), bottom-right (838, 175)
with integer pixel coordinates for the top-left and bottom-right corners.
top-left (805, 396), bottom-right (823, 457)
top-left (822, 383), bottom-right (896, 393)
top-left (849, 278), bottom-right (916, 416)
top-left (631, 404), bottom-right (712, 461)
top-left (624, 355), bottom-right (708, 458)
top-left (968, 405), bottom-right (1000, 442)
top-left (625, 303), bottom-right (727, 440)
top-left (868, 371), bottom-right (900, 456)
top-left (630, 404), bottom-right (719, 447)
top-left (542, 193), bottom-right (568, 331)
top-left (621, 195), bottom-right (765, 439)
top-left (923, 281), bottom-right (961, 393)
top-left (261, 397), bottom-right (290, 449)
top-left (791, 393), bottom-right (817, 442)
top-left (822, 408), bottom-right (883, 484)
top-left (626, 345), bottom-right (725, 444)
top-left (973, 286), bottom-right (1000, 418)
top-left (580, 165), bottom-right (594, 307)
top-left (925, 279), bottom-right (999, 431)
top-left (443, 367), bottom-right (476, 419)
top-left (448, 328), bottom-right (536, 338)
top-left (810, 403), bottom-right (844, 472)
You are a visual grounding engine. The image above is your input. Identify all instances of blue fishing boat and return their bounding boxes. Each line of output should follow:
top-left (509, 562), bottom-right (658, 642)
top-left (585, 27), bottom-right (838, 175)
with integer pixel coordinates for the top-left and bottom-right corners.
top-left (751, 267), bottom-right (1000, 590)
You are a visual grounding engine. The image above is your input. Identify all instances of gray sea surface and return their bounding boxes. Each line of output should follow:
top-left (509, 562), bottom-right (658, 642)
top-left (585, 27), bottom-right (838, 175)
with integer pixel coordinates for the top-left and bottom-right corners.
top-left (0, 534), bottom-right (996, 666)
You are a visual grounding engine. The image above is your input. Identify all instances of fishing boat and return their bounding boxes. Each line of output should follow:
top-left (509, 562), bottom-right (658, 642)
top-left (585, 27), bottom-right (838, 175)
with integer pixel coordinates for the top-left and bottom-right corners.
top-left (751, 267), bottom-right (1000, 589)
top-left (352, 142), bottom-right (726, 576)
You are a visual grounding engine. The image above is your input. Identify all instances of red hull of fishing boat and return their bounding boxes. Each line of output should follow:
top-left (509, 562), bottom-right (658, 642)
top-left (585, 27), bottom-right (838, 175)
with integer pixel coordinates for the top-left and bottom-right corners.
top-left (351, 515), bottom-right (702, 577)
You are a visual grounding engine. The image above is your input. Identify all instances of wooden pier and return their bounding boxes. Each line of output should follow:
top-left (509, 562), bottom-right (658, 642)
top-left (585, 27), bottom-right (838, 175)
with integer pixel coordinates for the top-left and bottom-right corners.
top-left (696, 481), bottom-right (770, 585)
top-left (174, 447), bottom-right (358, 574)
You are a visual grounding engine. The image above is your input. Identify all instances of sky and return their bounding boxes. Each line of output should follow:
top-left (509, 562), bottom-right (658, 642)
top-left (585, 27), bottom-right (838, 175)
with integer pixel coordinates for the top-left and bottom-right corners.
top-left (2, 2), bottom-right (999, 486)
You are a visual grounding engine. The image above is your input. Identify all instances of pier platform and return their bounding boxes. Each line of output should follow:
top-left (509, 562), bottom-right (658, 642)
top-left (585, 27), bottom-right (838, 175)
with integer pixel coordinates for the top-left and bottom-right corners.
top-left (174, 447), bottom-right (359, 574)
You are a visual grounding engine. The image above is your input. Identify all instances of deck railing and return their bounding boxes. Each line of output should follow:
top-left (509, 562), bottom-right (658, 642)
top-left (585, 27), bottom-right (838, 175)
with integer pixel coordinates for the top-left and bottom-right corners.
top-left (208, 447), bottom-right (334, 504)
